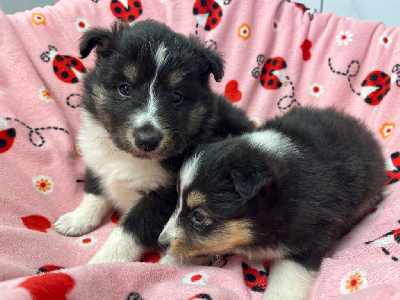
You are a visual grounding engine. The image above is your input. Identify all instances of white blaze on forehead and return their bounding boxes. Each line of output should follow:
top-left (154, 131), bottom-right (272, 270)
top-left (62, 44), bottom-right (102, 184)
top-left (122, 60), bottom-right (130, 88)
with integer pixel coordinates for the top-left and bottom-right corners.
top-left (131, 43), bottom-right (168, 130)
top-left (180, 152), bottom-right (204, 191)
top-left (245, 130), bottom-right (300, 157)
top-left (159, 152), bottom-right (203, 242)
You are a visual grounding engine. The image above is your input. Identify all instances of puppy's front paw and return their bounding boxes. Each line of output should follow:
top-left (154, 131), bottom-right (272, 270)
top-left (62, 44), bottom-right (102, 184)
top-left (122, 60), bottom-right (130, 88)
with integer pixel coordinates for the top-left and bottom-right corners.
top-left (53, 211), bottom-right (96, 236)
top-left (159, 254), bottom-right (181, 265)
top-left (88, 226), bottom-right (143, 264)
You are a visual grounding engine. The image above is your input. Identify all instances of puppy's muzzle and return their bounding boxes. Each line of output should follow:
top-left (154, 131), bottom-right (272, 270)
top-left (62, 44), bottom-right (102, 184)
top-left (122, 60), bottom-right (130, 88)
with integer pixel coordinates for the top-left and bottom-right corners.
top-left (135, 128), bottom-right (163, 152)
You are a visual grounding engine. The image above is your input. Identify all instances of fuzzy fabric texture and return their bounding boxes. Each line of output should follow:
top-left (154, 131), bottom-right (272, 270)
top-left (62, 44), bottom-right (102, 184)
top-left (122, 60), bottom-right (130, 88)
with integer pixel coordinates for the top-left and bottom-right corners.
top-left (0, 0), bottom-right (400, 299)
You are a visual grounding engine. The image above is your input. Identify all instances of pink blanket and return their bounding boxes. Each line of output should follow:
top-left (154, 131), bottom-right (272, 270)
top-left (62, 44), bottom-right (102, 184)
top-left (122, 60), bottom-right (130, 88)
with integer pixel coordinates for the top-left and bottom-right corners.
top-left (1, 0), bottom-right (400, 299)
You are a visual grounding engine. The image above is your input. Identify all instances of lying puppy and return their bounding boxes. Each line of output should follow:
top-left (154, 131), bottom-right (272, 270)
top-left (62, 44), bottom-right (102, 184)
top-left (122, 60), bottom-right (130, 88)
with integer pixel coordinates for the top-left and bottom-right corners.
top-left (159, 106), bottom-right (386, 299)
top-left (53, 20), bottom-right (253, 263)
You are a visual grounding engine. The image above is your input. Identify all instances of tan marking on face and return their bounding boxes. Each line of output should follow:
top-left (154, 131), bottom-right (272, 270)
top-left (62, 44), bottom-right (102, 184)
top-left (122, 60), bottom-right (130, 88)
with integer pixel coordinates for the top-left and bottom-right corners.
top-left (168, 219), bottom-right (254, 258)
top-left (124, 127), bottom-right (135, 148)
top-left (124, 64), bottom-right (137, 83)
top-left (188, 106), bottom-right (207, 135)
top-left (187, 190), bottom-right (206, 210)
top-left (168, 70), bottom-right (185, 88)
top-left (92, 84), bottom-right (107, 105)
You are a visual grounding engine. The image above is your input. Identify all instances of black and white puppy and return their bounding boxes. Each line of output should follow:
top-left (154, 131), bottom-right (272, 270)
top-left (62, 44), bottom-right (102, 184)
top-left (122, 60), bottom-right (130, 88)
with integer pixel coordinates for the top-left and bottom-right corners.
top-left (53, 20), bottom-right (253, 263)
top-left (159, 107), bottom-right (386, 299)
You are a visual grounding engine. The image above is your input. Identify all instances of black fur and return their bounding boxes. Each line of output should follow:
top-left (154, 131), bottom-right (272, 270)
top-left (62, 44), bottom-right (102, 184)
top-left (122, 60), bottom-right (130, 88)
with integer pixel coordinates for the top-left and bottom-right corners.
top-left (79, 20), bottom-right (253, 247)
top-left (122, 187), bottom-right (178, 247)
top-left (172, 107), bottom-right (386, 271)
top-left (83, 169), bottom-right (102, 195)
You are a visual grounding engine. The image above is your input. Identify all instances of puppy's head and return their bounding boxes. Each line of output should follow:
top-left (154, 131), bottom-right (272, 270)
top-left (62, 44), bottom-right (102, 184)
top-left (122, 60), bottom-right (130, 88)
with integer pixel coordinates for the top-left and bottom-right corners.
top-left (80, 20), bottom-right (224, 159)
top-left (158, 139), bottom-right (274, 259)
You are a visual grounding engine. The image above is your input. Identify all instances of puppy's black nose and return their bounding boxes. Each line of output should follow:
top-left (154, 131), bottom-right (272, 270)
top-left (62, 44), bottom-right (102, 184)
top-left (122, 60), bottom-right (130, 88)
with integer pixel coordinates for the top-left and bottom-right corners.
top-left (158, 240), bottom-right (170, 250)
top-left (135, 132), bottom-right (162, 152)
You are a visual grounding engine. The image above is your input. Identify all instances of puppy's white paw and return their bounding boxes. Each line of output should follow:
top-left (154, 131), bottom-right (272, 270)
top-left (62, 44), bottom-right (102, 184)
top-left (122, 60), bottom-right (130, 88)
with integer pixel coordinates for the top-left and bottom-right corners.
top-left (88, 226), bottom-right (143, 264)
top-left (53, 211), bottom-right (96, 236)
top-left (54, 193), bottom-right (111, 236)
top-left (159, 254), bottom-right (181, 265)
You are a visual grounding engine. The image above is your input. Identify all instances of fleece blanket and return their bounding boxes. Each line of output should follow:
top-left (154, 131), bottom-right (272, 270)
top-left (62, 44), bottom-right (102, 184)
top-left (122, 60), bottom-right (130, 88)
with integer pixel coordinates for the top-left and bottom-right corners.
top-left (1, 0), bottom-right (400, 299)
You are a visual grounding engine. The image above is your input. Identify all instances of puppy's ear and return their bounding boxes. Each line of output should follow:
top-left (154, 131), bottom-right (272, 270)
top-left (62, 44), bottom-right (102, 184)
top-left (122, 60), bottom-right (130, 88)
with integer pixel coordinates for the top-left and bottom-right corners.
top-left (79, 28), bottom-right (114, 59)
top-left (230, 165), bottom-right (272, 200)
top-left (189, 36), bottom-right (224, 82)
top-left (203, 46), bottom-right (225, 82)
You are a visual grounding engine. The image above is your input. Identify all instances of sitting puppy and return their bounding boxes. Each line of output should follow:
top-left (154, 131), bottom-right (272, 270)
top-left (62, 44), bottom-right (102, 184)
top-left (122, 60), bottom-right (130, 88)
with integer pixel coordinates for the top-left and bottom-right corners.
top-left (159, 107), bottom-right (386, 300)
top-left (53, 20), bottom-right (253, 264)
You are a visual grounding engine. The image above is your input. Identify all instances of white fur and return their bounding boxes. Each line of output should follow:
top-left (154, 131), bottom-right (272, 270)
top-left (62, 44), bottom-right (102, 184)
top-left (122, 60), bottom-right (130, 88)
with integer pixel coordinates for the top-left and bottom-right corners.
top-left (54, 193), bottom-right (111, 236)
top-left (262, 259), bottom-right (316, 300)
top-left (132, 44), bottom-right (168, 130)
top-left (159, 206), bottom-right (182, 244)
top-left (247, 247), bottom-right (288, 261)
top-left (246, 130), bottom-right (300, 157)
top-left (54, 112), bottom-right (171, 236)
top-left (80, 112), bottom-right (170, 211)
top-left (88, 226), bottom-right (143, 264)
top-left (179, 152), bottom-right (203, 191)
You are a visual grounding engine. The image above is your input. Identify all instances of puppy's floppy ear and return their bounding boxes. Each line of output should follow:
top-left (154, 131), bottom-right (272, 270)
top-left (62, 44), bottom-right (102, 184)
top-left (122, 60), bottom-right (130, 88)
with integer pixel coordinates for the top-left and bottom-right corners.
top-left (79, 28), bottom-right (114, 59)
top-left (189, 36), bottom-right (224, 82)
top-left (203, 46), bottom-right (225, 82)
top-left (230, 165), bottom-right (273, 200)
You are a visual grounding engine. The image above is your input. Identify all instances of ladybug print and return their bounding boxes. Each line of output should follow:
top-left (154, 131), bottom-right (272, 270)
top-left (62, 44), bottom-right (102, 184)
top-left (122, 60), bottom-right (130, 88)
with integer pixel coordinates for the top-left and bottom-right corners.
top-left (366, 220), bottom-right (400, 261)
top-left (37, 265), bottom-right (65, 275)
top-left (259, 57), bottom-right (287, 90)
top-left (41, 46), bottom-right (86, 84)
top-left (361, 71), bottom-right (391, 105)
top-left (189, 294), bottom-right (212, 300)
top-left (111, 210), bottom-right (122, 224)
top-left (126, 292), bottom-right (143, 300)
top-left (52, 53), bottom-right (86, 84)
top-left (0, 127), bottom-right (16, 154)
top-left (386, 151), bottom-right (400, 185)
top-left (242, 261), bottom-right (269, 292)
top-left (294, 2), bottom-right (310, 13)
top-left (110, 0), bottom-right (142, 23)
top-left (193, 0), bottom-right (223, 31)
top-left (328, 58), bottom-right (400, 106)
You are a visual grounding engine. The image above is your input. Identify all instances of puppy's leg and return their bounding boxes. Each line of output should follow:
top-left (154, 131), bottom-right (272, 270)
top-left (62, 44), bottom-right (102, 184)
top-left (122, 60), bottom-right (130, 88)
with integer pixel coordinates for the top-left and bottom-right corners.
top-left (88, 225), bottom-right (144, 264)
top-left (262, 259), bottom-right (317, 300)
top-left (54, 192), bottom-right (111, 236)
top-left (88, 187), bottom-right (177, 264)
top-left (54, 170), bottom-right (111, 236)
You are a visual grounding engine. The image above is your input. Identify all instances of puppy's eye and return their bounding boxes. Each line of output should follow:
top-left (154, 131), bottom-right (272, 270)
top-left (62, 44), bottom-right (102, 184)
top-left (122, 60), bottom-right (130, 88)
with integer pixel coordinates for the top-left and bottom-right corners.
top-left (192, 210), bottom-right (205, 224)
top-left (118, 84), bottom-right (131, 97)
top-left (172, 91), bottom-right (183, 104)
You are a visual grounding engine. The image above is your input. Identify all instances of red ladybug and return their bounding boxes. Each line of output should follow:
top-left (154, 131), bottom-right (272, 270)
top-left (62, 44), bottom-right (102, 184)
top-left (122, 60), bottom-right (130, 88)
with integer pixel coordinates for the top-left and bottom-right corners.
top-left (193, 0), bottom-right (223, 31)
top-left (0, 119), bottom-right (16, 154)
top-left (361, 71), bottom-right (391, 105)
top-left (260, 57), bottom-right (287, 90)
top-left (189, 294), bottom-right (212, 300)
top-left (366, 223), bottom-right (400, 262)
top-left (37, 265), bottom-right (65, 275)
top-left (50, 52), bottom-right (86, 84)
top-left (294, 2), bottom-right (310, 13)
top-left (111, 210), bottom-right (122, 224)
top-left (242, 261), bottom-right (269, 292)
top-left (386, 151), bottom-right (400, 185)
top-left (110, 0), bottom-right (143, 23)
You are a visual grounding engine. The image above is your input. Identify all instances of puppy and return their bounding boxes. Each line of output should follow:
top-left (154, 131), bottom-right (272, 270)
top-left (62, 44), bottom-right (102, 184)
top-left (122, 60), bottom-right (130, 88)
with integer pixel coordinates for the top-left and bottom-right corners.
top-left (53, 20), bottom-right (253, 264)
top-left (159, 107), bottom-right (386, 300)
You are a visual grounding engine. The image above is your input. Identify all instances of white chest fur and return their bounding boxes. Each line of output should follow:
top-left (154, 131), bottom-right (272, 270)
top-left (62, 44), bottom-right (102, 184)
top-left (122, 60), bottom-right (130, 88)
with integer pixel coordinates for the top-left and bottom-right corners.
top-left (78, 113), bottom-right (171, 212)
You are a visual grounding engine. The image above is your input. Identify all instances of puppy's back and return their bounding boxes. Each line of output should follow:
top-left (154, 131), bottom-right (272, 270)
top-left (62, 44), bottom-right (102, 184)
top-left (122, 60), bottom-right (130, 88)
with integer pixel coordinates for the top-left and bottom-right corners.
top-left (261, 106), bottom-right (386, 235)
